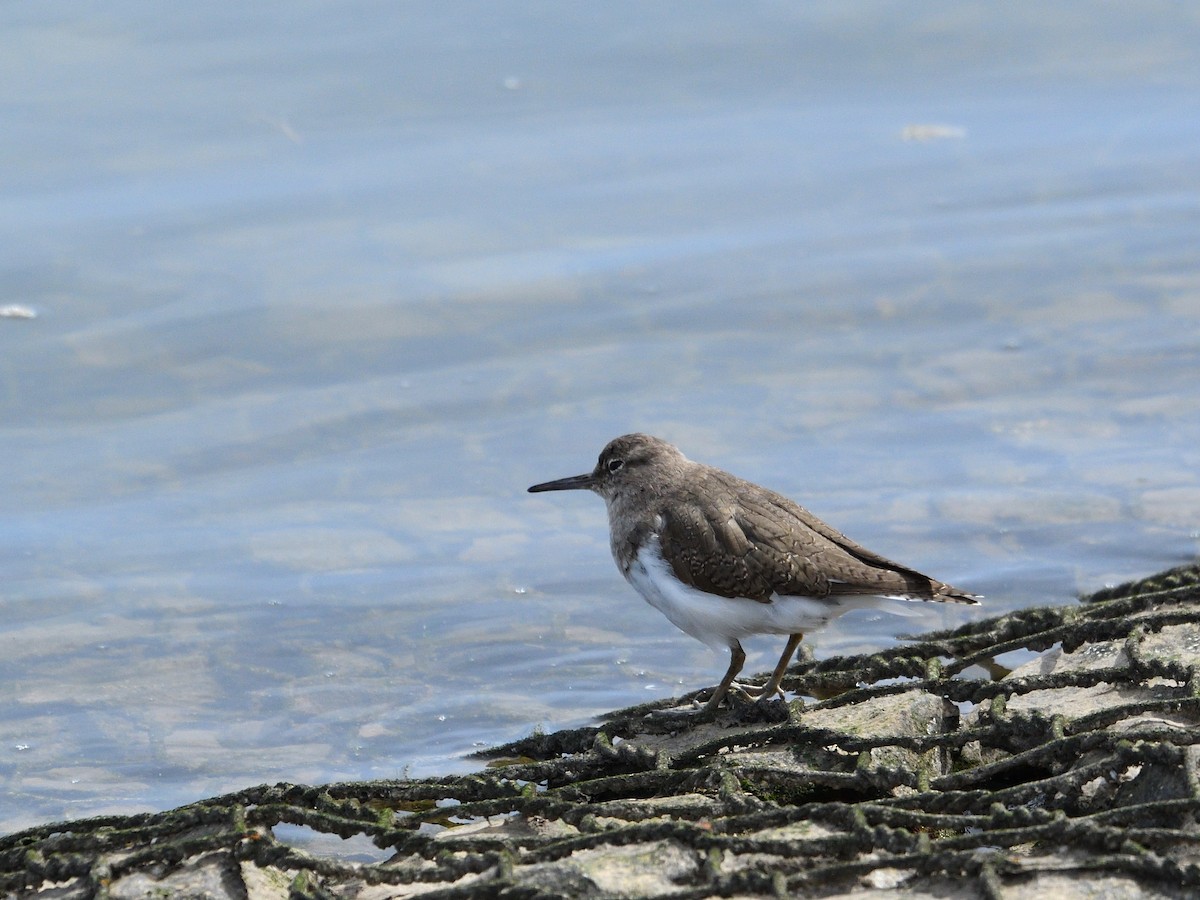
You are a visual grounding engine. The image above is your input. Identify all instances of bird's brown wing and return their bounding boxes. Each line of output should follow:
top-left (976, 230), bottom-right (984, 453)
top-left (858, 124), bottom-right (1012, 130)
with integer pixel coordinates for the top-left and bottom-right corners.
top-left (658, 474), bottom-right (827, 603)
top-left (740, 487), bottom-right (978, 603)
top-left (659, 469), bottom-right (977, 604)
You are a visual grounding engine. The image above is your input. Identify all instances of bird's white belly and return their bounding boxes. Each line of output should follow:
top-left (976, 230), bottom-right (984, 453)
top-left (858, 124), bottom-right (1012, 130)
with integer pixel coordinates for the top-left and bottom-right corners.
top-left (624, 539), bottom-right (865, 651)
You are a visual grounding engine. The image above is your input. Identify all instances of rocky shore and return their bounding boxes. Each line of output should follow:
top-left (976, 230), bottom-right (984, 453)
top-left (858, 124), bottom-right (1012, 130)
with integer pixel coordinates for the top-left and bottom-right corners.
top-left (6, 565), bottom-right (1200, 899)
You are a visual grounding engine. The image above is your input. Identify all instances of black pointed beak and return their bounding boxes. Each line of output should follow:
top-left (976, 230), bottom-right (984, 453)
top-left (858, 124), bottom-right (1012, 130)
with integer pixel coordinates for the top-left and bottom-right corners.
top-left (528, 472), bottom-right (597, 492)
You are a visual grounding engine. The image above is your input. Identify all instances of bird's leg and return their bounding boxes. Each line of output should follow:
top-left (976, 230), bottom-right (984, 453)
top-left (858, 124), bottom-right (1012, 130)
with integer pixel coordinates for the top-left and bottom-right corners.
top-left (736, 633), bottom-right (803, 700)
top-left (697, 642), bottom-right (747, 713)
top-left (649, 643), bottom-right (746, 718)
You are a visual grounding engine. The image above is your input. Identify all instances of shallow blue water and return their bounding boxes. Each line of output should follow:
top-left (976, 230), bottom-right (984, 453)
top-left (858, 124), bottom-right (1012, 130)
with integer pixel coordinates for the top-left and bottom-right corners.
top-left (2, 2), bottom-right (1199, 833)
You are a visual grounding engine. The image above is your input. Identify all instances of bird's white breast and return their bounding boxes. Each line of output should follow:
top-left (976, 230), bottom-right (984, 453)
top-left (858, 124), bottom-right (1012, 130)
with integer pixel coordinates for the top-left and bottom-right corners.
top-left (622, 536), bottom-right (868, 651)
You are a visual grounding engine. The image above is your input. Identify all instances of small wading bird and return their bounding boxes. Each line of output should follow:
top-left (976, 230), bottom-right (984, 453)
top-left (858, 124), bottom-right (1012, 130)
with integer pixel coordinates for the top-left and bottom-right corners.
top-left (529, 433), bottom-right (979, 716)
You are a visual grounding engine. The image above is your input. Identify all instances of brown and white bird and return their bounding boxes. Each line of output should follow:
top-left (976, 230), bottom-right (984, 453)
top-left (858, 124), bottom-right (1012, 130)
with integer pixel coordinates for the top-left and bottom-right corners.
top-left (529, 433), bottom-right (979, 715)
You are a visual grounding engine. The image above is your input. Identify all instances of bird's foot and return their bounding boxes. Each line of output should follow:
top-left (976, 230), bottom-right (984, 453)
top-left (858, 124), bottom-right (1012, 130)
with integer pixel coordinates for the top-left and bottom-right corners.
top-left (731, 680), bottom-right (783, 701)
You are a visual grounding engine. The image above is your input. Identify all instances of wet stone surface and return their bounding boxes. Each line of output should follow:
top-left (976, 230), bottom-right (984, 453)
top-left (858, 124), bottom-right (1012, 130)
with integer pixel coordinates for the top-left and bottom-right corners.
top-left (5, 565), bottom-right (1200, 899)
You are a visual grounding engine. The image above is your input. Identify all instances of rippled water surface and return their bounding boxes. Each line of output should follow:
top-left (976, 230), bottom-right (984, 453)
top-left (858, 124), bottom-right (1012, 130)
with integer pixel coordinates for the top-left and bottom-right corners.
top-left (3, 3), bottom-right (1199, 833)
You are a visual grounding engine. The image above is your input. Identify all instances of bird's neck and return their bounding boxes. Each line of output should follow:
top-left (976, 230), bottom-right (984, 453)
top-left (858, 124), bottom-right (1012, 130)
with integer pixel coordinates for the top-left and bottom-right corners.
top-left (604, 488), bottom-right (665, 577)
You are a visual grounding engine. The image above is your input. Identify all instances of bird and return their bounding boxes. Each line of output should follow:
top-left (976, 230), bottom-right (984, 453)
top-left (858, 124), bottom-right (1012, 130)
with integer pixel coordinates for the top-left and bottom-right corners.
top-left (528, 433), bottom-right (979, 716)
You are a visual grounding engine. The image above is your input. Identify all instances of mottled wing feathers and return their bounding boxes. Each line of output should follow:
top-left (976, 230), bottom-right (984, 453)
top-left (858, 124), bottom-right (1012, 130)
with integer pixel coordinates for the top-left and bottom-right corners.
top-left (658, 466), bottom-right (978, 605)
top-left (658, 488), bottom-right (816, 602)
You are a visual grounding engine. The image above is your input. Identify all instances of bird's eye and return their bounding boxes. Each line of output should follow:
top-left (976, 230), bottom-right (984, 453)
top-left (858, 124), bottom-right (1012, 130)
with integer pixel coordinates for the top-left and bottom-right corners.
top-left (607, 458), bottom-right (624, 473)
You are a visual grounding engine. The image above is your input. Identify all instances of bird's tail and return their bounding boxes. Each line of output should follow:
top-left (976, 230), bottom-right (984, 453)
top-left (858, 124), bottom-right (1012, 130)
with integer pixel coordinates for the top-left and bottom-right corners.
top-left (930, 582), bottom-right (981, 605)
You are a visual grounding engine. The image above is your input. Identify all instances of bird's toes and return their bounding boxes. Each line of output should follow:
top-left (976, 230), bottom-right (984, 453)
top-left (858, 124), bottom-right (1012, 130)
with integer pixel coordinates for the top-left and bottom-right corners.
top-left (732, 680), bottom-right (780, 700)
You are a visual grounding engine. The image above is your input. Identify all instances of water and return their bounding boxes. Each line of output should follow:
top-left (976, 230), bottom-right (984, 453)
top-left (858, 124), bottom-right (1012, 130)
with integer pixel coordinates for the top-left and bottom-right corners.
top-left (2, 2), bottom-right (1199, 834)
